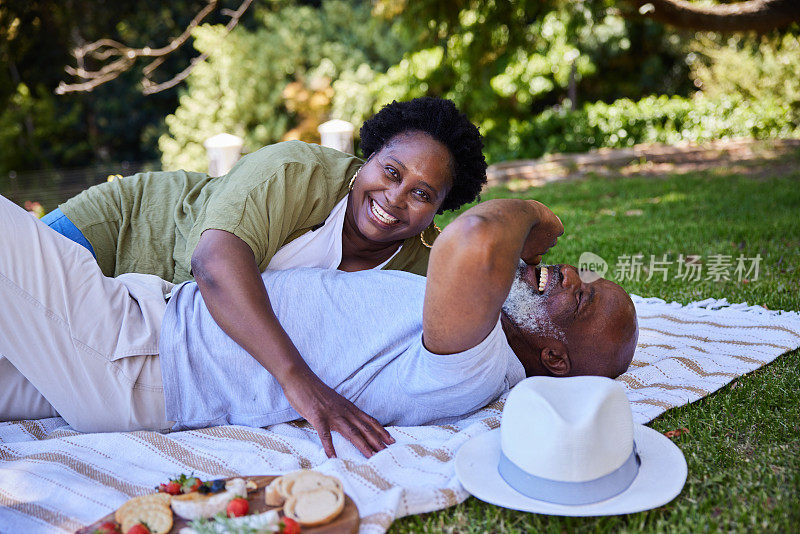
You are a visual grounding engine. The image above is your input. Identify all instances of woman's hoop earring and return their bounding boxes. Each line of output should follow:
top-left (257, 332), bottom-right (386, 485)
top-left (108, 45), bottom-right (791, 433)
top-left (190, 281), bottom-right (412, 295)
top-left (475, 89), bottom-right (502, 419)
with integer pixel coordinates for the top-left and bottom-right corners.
top-left (419, 223), bottom-right (442, 249)
top-left (348, 168), bottom-right (360, 191)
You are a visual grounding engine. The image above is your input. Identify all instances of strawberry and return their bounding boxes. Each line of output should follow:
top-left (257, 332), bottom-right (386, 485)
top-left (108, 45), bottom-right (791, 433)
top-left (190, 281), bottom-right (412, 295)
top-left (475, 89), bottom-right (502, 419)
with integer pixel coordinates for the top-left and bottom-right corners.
top-left (187, 477), bottom-right (202, 492)
top-left (226, 497), bottom-right (250, 517)
top-left (127, 524), bottom-right (150, 534)
top-left (93, 521), bottom-right (121, 534)
top-left (280, 517), bottom-right (301, 534)
top-left (160, 473), bottom-right (204, 495)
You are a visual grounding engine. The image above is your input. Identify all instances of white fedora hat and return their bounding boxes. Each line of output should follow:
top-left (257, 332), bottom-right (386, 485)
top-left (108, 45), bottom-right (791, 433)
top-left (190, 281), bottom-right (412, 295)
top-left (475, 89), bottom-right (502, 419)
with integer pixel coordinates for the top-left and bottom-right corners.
top-left (455, 376), bottom-right (687, 516)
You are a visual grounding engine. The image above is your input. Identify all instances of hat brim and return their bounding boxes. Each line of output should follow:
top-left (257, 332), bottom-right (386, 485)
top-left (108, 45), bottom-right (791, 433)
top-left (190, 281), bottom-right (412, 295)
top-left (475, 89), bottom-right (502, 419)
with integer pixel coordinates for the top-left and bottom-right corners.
top-left (455, 425), bottom-right (687, 516)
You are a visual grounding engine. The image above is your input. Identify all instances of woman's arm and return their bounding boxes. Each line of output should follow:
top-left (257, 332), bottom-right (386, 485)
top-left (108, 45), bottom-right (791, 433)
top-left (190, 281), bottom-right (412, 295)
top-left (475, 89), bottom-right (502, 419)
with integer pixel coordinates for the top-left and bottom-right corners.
top-left (191, 229), bottom-right (394, 458)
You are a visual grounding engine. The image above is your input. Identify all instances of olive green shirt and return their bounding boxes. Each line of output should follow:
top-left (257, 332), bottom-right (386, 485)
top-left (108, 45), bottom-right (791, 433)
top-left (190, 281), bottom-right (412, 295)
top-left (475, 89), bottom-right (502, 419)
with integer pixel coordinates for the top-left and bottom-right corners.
top-left (60, 141), bottom-right (435, 283)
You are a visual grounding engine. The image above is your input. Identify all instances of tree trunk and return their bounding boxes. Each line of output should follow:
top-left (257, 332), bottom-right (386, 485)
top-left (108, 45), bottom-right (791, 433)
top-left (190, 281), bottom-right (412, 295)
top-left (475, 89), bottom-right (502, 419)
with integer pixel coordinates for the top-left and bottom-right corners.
top-left (628, 0), bottom-right (800, 33)
top-left (568, 61), bottom-right (577, 111)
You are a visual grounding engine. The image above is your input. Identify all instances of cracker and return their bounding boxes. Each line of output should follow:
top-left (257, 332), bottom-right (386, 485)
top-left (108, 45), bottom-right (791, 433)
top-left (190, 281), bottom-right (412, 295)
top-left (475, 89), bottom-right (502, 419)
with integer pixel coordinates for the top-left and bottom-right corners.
top-left (118, 501), bottom-right (172, 534)
top-left (115, 493), bottom-right (171, 524)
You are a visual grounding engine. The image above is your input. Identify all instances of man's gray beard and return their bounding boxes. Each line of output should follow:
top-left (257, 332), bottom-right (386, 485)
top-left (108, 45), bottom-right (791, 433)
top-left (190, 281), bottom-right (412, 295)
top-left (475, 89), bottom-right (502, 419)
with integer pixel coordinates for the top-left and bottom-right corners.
top-left (501, 264), bottom-right (565, 341)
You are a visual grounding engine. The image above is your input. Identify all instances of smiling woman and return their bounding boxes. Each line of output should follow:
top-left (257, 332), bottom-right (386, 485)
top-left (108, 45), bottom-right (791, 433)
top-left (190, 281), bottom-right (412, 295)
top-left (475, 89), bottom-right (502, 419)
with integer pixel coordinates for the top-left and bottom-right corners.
top-left (38, 96), bottom-right (488, 459)
top-left (340, 131), bottom-right (454, 271)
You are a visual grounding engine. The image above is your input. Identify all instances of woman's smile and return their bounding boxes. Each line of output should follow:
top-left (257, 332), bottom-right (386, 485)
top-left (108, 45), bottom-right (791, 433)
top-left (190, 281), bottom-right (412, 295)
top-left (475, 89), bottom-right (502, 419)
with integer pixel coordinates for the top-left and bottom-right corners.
top-left (368, 197), bottom-right (402, 226)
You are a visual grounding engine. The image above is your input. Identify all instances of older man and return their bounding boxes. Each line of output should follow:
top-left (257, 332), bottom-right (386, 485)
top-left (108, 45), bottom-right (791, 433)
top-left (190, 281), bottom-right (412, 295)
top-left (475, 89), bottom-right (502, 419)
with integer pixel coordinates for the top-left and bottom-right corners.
top-left (0, 194), bottom-right (637, 458)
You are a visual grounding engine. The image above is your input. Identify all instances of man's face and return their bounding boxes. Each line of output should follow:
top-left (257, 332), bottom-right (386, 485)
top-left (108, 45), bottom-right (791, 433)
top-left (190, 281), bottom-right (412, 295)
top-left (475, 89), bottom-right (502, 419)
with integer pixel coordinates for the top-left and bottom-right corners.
top-left (502, 263), bottom-right (638, 378)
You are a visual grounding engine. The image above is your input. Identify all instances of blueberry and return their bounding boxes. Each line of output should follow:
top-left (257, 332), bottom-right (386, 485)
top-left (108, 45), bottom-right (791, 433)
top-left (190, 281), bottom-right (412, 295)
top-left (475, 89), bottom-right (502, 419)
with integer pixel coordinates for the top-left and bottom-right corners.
top-left (198, 484), bottom-right (211, 494)
top-left (210, 479), bottom-right (226, 493)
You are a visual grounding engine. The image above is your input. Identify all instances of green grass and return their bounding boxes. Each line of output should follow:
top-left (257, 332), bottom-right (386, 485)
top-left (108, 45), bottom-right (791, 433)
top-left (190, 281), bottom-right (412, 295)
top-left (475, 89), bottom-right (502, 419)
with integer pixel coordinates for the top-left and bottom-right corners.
top-left (393, 164), bottom-right (800, 532)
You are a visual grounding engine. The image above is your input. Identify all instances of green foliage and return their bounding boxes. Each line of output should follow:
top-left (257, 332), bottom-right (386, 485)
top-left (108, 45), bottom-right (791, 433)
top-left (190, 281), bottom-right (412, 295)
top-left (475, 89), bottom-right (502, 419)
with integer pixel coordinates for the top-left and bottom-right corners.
top-left (0, 0), bottom-right (231, 177)
top-left (482, 94), bottom-right (800, 163)
top-left (0, 83), bottom-right (89, 178)
top-left (5, 0), bottom-right (799, 178)
top-left (690, 33), bottom-right (800, 105)
top-left (160, 0), bottom-right (409, 172)
top-left (332, 46), bottom-right (444, 127)
top-left (348, 1), bottom-right (692, 134)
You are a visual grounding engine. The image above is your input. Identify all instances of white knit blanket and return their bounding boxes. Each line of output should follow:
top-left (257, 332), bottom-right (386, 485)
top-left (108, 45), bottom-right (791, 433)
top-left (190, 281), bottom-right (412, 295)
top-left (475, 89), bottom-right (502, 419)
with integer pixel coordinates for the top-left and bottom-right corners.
top-left (1, 296), bottom-right (799, 533)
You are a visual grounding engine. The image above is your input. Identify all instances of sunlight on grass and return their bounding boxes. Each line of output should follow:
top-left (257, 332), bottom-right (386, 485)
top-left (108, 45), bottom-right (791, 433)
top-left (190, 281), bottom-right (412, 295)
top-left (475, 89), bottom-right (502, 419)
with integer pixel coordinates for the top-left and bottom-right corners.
top-left (408, 166), bottom-right (800, 533)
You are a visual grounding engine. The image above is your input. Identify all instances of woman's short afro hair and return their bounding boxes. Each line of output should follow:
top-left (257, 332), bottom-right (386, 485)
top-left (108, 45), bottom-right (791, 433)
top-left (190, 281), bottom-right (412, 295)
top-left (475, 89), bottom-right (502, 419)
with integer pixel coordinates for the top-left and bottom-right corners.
top-left (359, 97), bottom-right (487, 213)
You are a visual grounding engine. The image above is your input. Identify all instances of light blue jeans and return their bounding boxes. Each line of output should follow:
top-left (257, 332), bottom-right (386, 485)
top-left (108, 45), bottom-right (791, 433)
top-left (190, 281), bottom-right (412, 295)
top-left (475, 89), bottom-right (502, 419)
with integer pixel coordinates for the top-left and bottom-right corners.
top-left (40, 207), bottom-right (96, 258)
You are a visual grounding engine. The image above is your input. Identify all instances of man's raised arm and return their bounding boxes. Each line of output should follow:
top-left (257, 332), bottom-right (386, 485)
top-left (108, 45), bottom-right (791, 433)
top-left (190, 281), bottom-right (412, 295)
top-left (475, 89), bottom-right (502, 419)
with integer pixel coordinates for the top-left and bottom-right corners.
top-left (422, 199), bottom-right (564, 355)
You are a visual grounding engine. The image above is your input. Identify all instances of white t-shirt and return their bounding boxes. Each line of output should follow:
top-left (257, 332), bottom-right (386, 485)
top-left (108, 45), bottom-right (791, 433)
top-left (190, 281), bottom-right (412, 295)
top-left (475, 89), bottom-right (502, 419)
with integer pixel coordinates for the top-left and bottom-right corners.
top-left (159, 268), bottom-right (525, 430)
top-left (266, 196), bottom-right (401, 271)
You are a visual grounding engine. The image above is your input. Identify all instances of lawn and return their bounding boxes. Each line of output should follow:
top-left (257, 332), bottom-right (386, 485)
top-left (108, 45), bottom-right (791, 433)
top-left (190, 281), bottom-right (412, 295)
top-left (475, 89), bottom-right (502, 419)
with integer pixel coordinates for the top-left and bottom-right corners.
top-left (393, 154), bottom-right (800, 532)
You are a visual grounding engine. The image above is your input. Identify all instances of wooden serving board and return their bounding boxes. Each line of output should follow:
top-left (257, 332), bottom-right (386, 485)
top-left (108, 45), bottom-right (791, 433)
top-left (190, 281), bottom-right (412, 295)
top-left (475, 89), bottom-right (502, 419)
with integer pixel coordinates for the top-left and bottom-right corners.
top-left (77, 475), bottom-right (359, 534)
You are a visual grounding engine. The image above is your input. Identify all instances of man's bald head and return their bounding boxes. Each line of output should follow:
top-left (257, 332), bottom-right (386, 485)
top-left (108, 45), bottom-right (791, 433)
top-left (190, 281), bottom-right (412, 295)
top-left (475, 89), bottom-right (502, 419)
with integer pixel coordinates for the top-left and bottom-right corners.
top-left (501, 263), bottom-right (638, 378)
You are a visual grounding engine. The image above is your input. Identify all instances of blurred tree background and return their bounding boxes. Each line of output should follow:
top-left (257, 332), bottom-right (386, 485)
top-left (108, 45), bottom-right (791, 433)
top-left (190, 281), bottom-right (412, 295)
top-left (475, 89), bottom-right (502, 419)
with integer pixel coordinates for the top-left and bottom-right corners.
top-left (2, 0), bottom-right (799, 187)
top-left (0, 0), bottom-right (255, 195)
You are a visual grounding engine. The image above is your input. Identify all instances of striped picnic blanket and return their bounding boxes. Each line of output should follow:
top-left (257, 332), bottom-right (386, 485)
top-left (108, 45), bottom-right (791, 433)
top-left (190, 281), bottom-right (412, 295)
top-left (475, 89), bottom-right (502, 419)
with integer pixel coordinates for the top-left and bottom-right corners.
top-left (1, 295), bottom-right (798, 533)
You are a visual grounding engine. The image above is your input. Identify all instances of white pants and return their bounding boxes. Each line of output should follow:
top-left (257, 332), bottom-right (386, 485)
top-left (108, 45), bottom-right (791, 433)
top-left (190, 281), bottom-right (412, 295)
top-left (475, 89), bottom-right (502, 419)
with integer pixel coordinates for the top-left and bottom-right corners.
top-left (0, 194), bottom-right (174, 432)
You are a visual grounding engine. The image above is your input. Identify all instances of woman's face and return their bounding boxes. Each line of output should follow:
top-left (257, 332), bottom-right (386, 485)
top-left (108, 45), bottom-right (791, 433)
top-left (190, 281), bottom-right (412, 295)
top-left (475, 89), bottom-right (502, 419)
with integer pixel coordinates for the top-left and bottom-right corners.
top-left (349, 131), bottom-right (453, 245)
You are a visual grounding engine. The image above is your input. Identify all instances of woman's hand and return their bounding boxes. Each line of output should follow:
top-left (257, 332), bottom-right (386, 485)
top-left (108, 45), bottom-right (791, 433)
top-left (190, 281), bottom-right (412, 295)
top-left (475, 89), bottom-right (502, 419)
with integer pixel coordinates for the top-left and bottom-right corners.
top-left (282, 371), bottom-right (395, 458)
top-left (520, 200), bottom-right (564, 265)
top-left (193, 229), bottom-right (394, 459)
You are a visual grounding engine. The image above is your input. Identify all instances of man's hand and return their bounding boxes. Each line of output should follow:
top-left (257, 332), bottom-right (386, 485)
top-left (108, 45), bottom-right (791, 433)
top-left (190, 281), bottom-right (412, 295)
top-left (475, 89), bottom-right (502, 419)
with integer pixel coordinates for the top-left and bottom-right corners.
top-left (520, 200), bottom-right (564, 266)
top-left (282, 372), bottom-right (395, 458)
